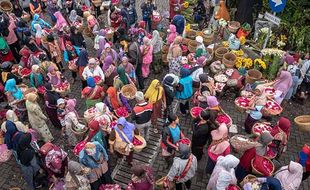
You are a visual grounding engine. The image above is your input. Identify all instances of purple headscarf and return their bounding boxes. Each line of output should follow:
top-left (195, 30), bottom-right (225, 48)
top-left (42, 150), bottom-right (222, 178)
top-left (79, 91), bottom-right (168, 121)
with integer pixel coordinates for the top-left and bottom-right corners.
top-left (117, 117), bottom-right (135, 142)
top-left (121, 57), bottom-right (135, 75)
top-left (97, 37), bottom-right (106, 58)
top-left (274, 71), bottom-right (293, 95)
top-left (207, 96), bottom-right (219, 108)
top-left (102, 56), bottom-right (114, 70)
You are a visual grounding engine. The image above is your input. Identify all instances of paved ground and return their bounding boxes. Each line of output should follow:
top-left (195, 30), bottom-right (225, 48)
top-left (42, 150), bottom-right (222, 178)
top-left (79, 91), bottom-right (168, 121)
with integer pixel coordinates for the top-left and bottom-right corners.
top-left (0, 1), bottom-right (310, 190)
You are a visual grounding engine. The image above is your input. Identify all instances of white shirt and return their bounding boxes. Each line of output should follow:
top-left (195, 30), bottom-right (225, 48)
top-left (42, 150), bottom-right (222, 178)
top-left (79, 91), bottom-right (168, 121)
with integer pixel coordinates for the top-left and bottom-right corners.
top-left (190, 67), bottom-right (204, 82)
top-left (82, 65), bottom-right (105, 81)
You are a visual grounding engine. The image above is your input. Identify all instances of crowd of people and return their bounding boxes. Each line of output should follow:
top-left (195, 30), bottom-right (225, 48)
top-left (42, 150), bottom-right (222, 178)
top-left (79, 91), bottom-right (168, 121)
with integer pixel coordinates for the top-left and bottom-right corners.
top-left (0, 0), bottom-right (309, 190)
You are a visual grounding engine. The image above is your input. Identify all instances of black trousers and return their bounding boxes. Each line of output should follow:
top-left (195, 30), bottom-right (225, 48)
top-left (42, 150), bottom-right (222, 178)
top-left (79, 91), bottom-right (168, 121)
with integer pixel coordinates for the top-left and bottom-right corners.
top-left (180, 101), bottom-right (189, 114)
top-left (136, 73), bottom-right (144, 90)
top-left (175, 180), bottom-right (191, 190)
top-left (9, 41), bottom-right (21, 63)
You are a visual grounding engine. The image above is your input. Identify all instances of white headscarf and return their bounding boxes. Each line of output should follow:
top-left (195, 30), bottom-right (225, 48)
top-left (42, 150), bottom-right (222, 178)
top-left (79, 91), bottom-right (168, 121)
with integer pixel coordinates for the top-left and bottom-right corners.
top-left (151, 30), bottom-right (163, 54)
top-left (34, 24), bottom-right (43, 38)
top-left (69, 10), bottom-right (78, 23)
top-left (275, 161), bottom-right (303, 190)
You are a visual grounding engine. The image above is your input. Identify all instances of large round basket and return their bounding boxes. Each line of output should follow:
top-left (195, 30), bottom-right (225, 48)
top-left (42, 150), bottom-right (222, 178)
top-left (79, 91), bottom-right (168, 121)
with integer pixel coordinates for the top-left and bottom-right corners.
top-left (190, 106), bottom-right (204, 119)
top-left (245, 69), bottom-right (262, 84)
top-left (121, 84), bottom-right (137, 100)
top-left (186, 29), bottom-right (197, 40)
top-left (240, 175), bottom-right (257, 187)
top-left (223, 52), bottom-right (237, 68)
top-left (228, 21), bottom-right (241, 33)
top-left (251, 156), bottom-right (275, 176)
top-left (133, 135), bottom-right (147, 152)
top-left (162, 54), bottom-right (168, 65)
top-left (294, 115), bottom-right (310, 132)
top-left (0, 1), bottom-right (12, 13)
top-left (215, 47), bottom-right (229, 61)
top-left (230, 134), bottom-right (259, 152)
top-left (71, 119), bottom-right (88, 137)
top-left (203, 33), bottom-right (214, 46)
top-left (188, 40), bottom-right (197, 53)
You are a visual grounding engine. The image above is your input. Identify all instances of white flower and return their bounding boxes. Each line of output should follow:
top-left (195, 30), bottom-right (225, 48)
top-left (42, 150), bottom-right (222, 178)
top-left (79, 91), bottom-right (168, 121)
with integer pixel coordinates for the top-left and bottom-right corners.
top-left (260, 27), bottom-right (270, 34)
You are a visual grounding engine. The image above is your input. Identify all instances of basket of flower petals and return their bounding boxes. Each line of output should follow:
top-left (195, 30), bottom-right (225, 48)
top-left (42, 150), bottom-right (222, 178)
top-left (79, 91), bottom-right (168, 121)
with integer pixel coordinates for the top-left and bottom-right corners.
top-left (37, 86), bottom-right (46, 95)
top-left (234, 97), bottom-right (251, 112)
top-left (230, 135), bottom-right (260, 152)
top-left (215, 82), bottom-right (226, 92)
top-left (251, 155), bottom-right (275, 176)
top-left (18, 68), bottom-right (32, 78)
top-left (121, 84), bottom-right (137, 100)
top-left (53, 81), bottom-right (70, 94)
top-left (225, 184), bottom-right (241, 190)
top-left (133, 135), bottom-right (147, 152)
top-left (190, 106), bottom-right (204, 118)
top-left (264, 87), bottom-right (276, 97)
top-left (252, 122), bottom-right (272, 136)
top-left (93, 75), bottom-right (103, 85)
top-left (115, 107), bottom-right (130, 118)
top-left (216, 113), bottom-right (232, 127)
top-left (240, 90), bottom-right (254, 98)
top-left (84, 107), bottom-right (98, 123)
top-left (264, 100), bottom-right (283, 115)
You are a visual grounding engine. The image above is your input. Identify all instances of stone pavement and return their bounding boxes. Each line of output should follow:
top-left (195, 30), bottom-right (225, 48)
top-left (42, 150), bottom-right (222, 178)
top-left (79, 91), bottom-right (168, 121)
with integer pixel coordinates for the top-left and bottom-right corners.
top-left (1, 1), bottom-right (310, 190)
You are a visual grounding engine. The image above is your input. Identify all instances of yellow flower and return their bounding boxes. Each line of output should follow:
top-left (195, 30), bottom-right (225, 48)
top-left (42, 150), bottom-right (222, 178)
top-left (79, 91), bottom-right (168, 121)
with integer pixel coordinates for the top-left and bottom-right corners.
top-left (222, 41), bottom-right (229, 47)
top-left (243, 58), bottom-right (253, 69)
top-left (239, 36), bottom-right (246, 45)
top-left (185, 24), bottom-right (191, 32)
top-left (183, 2), bottom-right (189, 9)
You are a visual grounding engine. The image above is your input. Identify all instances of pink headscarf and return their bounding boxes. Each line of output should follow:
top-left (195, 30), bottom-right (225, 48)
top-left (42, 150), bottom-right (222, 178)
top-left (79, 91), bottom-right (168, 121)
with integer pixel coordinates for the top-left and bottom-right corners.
top-left (54, 11), bottom-right (68, 30)
top-left (45, 148), bottom-right (68, 173)
top-left (209, 124), bottom-right (230, 156)
top-left (207, 96), bottom-right (219, 108)
top-left (275, 161), bottom-right (303, 190)
top-left (65, 99), bottom-right (78, 116)
top-left (167, 24), bottom-right (177, 45)
top-left (274, 71), bottom-right (293, 95)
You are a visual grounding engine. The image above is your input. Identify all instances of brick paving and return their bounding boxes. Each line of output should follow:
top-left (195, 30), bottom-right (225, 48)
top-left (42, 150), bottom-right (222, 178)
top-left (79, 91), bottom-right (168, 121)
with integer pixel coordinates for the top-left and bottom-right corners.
top-left (0, 1), bottom-right (310, 190)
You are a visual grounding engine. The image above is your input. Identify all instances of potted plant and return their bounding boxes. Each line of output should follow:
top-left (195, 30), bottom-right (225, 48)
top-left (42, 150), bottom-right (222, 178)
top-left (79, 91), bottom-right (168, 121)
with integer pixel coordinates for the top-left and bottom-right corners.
top-left (237, 23), bottom-right (251, 38)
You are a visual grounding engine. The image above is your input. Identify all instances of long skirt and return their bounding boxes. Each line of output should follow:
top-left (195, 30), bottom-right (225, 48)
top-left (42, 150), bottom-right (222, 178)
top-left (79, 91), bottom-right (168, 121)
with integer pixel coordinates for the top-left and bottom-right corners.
top-left (151, 99), bottom-right (163, 127)
top-left (152, 51), bottom-right (162, 73)
top-left (20, 157), bottom-right (41, 190)
top-left (205, 155), bottom-right (216, 175)
top-left (45, 106), bottom-right (61, 128)
top-left (33, 123), bottom-right (54, 142)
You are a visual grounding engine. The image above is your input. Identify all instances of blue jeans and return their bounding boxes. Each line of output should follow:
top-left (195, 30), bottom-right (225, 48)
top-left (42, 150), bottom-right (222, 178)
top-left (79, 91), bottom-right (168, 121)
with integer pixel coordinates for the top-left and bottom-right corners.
top-left (285, 76), bottom-right (299, 99)
top-left (143, 17), bottom-right (152, 32)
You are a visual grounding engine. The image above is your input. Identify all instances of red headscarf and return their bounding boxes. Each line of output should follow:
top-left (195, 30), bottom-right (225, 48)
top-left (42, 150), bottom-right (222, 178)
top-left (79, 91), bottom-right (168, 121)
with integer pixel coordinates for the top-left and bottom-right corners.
top-left (106, 87), bottom-right (120, 110)
top-left (87, 120), bottom-right (100, 141)
top-left (271, 117), bottom-right (291, 136)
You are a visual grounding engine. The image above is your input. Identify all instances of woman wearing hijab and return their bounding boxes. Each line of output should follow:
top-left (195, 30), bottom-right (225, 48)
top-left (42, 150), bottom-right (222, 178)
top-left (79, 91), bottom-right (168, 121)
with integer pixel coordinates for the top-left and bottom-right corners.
top-left (44, 83), bottom-right (62, 128)
top-left (53, 11), bottom-right (69, 31)
top-left (102, 55), bottom-right (117, 87)
top-left (274, 71), bottom-right (293, 104)
top-left (167, 24), bottom-right (177, 45)
top-left (190, 57), bottom-right (206, 88)
top-left (69, 10), bottom-right (82, 24)
top-left (236, 131), bottom-right (274, 181)
top-left (113, 66), bottom-right (134, 91)
top-left (207, 154), bottom-right (239, 190)
top-left (144, 79), bottom-right (166, 133)
top-left (195, 74), bottom-right (216, 108)
top-left (1, 110), bottom-right (29, 134)
top-left (85, 119), bottom-right (108, 149)
top-left (167, 142), bottom-right (197, 190)
top-left (16, 133), bottom-right (42, 190)
top-left (46, 0), bottom-right (58, 23)
top-left (192, 110), bottom-right (215, 161)
top-left (176, 68), bottom-right (193, 115)
top-left (127, 164), bottom-right (154, 190)
top-left (195, 36), bottom-right (209, 58)
top-left (104, 87), bottom-right (132, 113)
top-left (206, 123), bottom-right (230, 174)
top-left (82, 58), bottom-right (105, 82)
top-left (95, 32), bottom-right (107, 58)
top-left (206, 96), bottom-right (221, 112)
top-left (30, 65), bottom-right (44, 88)
top-left (81, 77), bottom-right (105, 109)
top-left (46, 34), bottom-right (63, 71)
top-left (243, 101), bottom-right (266, 134)
top-left (76, 49), bottom-right (89, 88)
top-left (270, 117), bottom-right (291, 158)
top-left (31, 14), bottom-right (51, 33)
top-left (65, 99), bottom-right (86, 147)
top-left (120, 56), bottom-right (136, 83)
top-left (151, 30), bottom-right (163, 74)
top-left (274, 161), bottom-right (303, 190)
top-left (168, 36), bottom-right (183, 76)
top-left (100, 43), bottom-right (118, 63)
top-left (26, 93), bottom-right (53, 142)
top-left (30, 0), bottom-right (42, 16)
top-left (44, 146), bottom-right (68, 184)
top-left (140, 37), bottom-right (153, 78)
top-left (161, 113), bottom-right (185, 167)
top-left (79, 141), bottom-right (112, 189)
top-left (47, 65), bottom-right (62, 86)
top-left (109, 117), bottom-right (139, 166)
top-left (70, 26), bottom-right (86, 48)
top-left (64, 41), bottom-right (81, 81)
top-left (65, 160), bottom-right (91, 190)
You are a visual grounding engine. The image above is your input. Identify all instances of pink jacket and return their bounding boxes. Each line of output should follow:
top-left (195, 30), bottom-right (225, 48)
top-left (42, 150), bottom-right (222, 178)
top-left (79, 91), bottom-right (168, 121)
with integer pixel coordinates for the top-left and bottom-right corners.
top-left (167, 24), bottom-right (177, 45)
top-left (140, 45), bottom-right (153, 64)
top-left (5, 15), bottom-right (18, 45)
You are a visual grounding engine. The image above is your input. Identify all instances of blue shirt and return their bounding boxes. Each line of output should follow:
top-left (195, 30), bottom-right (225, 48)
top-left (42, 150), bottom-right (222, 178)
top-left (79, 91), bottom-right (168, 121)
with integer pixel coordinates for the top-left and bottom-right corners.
top-left (169, 125), bottom-right (181, 144)
top-left (250, 105), bottom-right (263, 120)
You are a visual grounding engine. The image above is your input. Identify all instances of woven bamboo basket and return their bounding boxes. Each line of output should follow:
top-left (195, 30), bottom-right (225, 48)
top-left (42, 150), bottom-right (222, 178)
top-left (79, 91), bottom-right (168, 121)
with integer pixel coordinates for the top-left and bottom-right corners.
top-left (228, 21), bottom-right (241, 33)
top-left (188, 40), bottom-right (197, 53)
top-left (215, 47), bottom-right (229, 61)
top-left (230, 134), bottom-right (259, 152)
top-left (0, 1), bottom-right (12, 13)
top-left (186, 29), bottom-right (197, 40)
top-left (251, 156), bottom-right (275, 176)
top-left (203, 33), bottom-right (214, 46)
top-left (294, 115), bottom-right (310, 132)
top-left (222, 52), bottom-right (237, 68)
top-left (71, 119), bottom-right (88, 137)
top-left (190, 106), bottom-right (203, 119)
top-left (240, 175), bottom-right (257, 187)
top-left (245, 69), bottom-right (262, 84)
top-left (121, 84), bottom-right (137, 100)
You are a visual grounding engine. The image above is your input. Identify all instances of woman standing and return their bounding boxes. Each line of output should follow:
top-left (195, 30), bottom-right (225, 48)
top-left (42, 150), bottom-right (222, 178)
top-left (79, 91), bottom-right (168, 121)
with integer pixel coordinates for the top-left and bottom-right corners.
top-left (85, 120), bottom-right (108, 149)
top-left (46, 34), bottom-right (64, 71)
top-left (270, 117), bottom-right (291, 158)
top-left (100, 43), bottom-right (118, 63)
top-left (274, 71), bottom-right (293, 104)
top-left (161, 113), bottom-right (185, 166)
top-left (104, 87), bottom-right (132, 113)
top-left (140, 37), bottom-right (153, 78)
top-left (47, 65), bottom-right (62, 86)
top-left (65, 99), bottom-right (86, 147)
top-left (63, 41), bottom-right (81, 82)
top-left (26, 93), bottom-right (53, 142)
top-left (207, 154), bottom-right (239, 190)
top-left (30, 65), bottom-right (44, 89)
top-left (1, 110), bottom-right (29, 134)
top-left (82, 58), bottom-right (105, 82)
top-left (206, 123), bottom-right (230, 174)
top-left (119, 57), bottom-right (136, 83)
top-left (44, 83), bottom-right (62, 128)
top-left (30, 0), bottom-right (42, 16)
top-left (76, 49), bottom-right (89, 88)
top-left (70, 26), bottom-right (86, 48)
top-left (113, 66), bottom-right (134, 91)
top-left (53, 11), bottom-right (69, 31)
top-left (109, 117), bottom-right (139, 166)
top-left (127, 164), bottom-right (154, 190)
top-left (144, 79), bottom-right (166, 133)
top-left (163, 74), bottom-right (178, 117)
top-left (102, 56), bottom-right (117, 87)
top-left (16, 133), bottom-right (43, 190)
top-left (65, 160), bottom-right (91, 190)
top-left (79, 142), bottom-right (113, 189)
top-left (168, 36), bottom-right (183, 76)
top-left (176, 68), bottom-right (193, 115)
top-left (81, 77), bottom-right (105, 109)
top-left (150, 30), bottom-right (163, 74)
